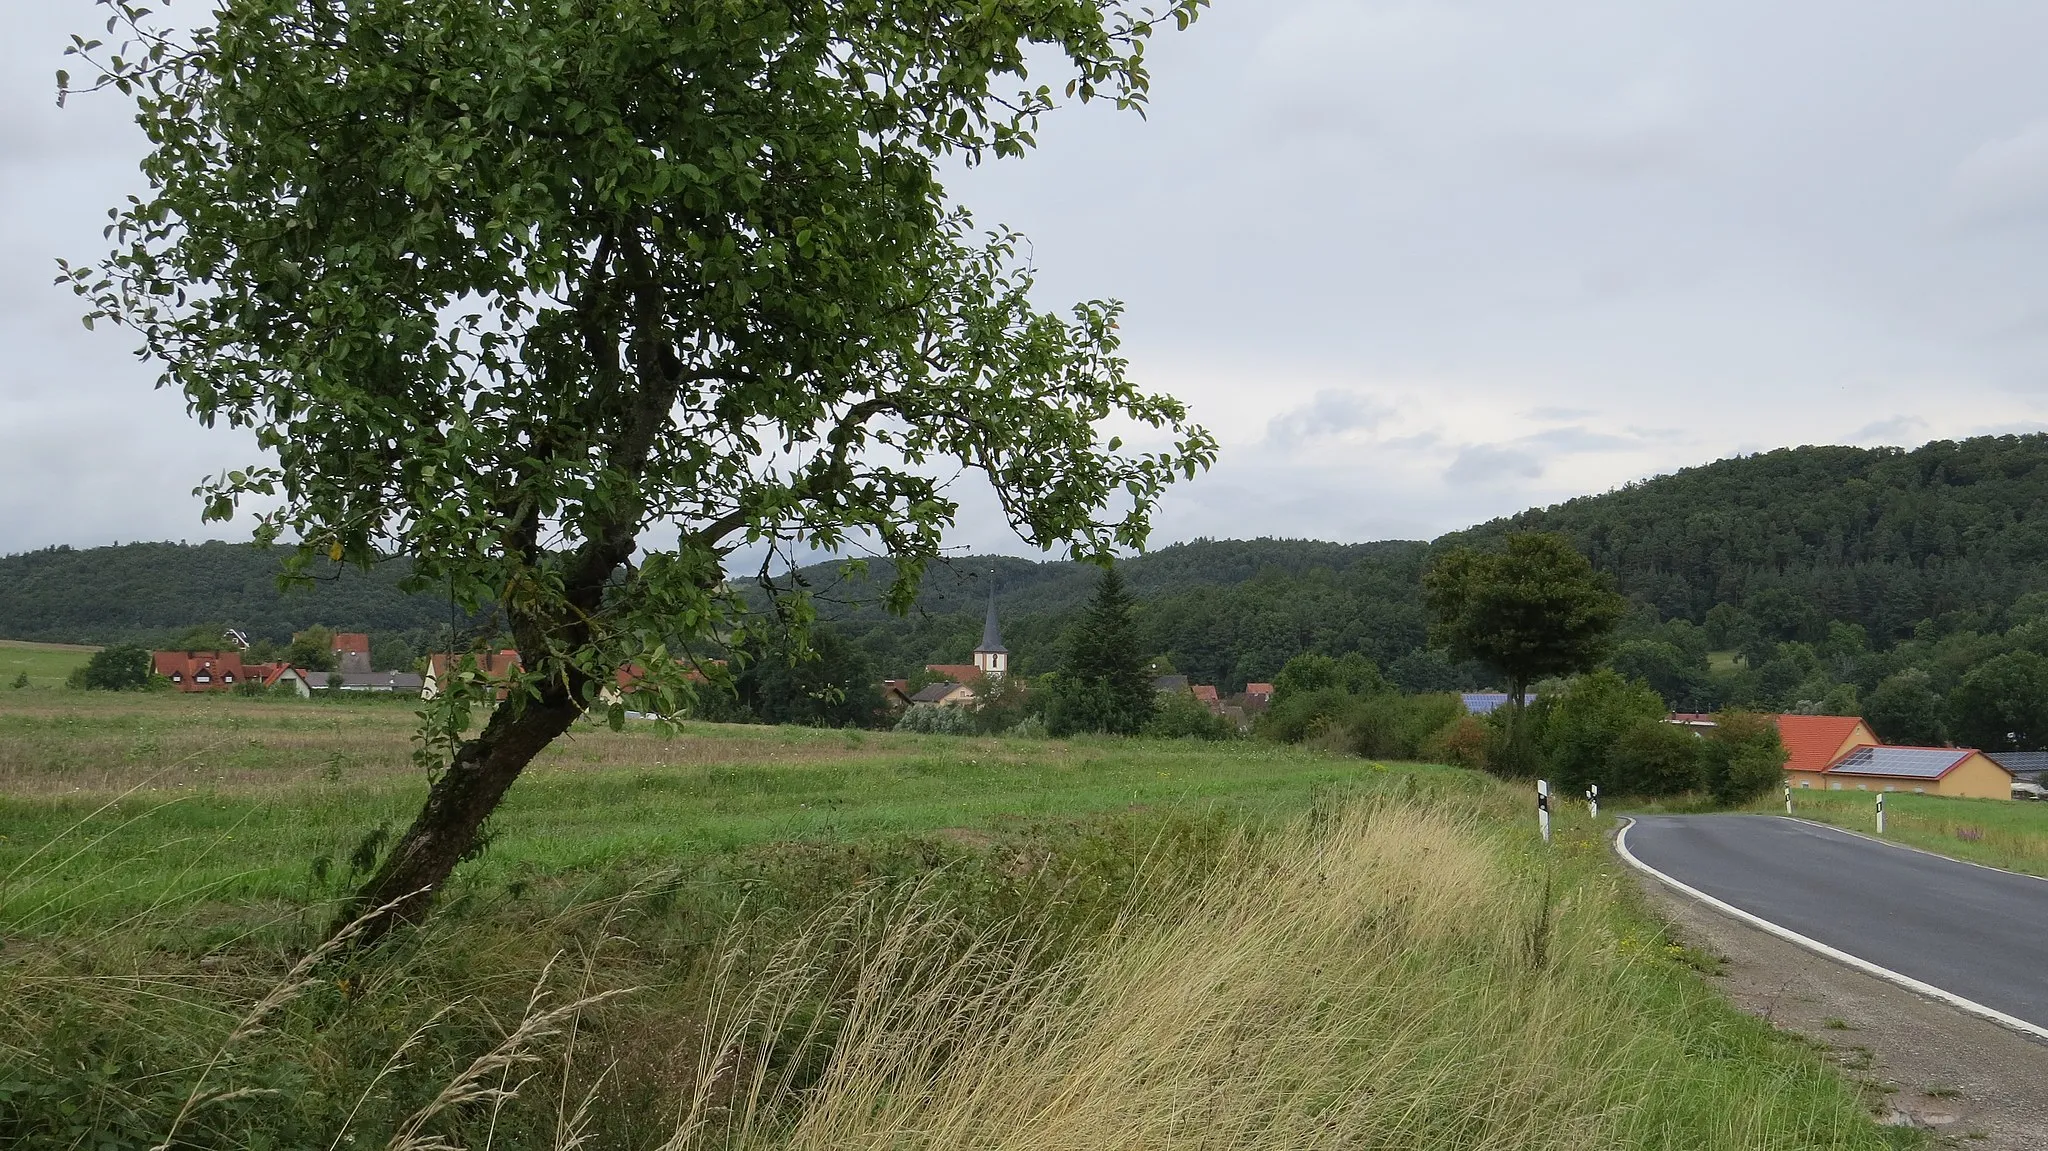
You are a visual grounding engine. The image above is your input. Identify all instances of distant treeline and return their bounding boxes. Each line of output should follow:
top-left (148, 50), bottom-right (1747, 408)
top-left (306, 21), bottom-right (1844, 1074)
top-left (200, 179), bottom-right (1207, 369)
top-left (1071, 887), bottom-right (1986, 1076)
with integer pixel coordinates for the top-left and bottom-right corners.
top-left (16, 435), bottom-right (2048, 712)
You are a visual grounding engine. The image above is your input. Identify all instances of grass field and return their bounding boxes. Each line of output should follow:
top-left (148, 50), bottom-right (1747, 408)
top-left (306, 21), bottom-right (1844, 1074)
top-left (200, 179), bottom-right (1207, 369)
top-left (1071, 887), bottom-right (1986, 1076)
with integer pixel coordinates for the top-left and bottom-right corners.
top-left (0, 689), bottom-right (1920, 1150)
top-left (1764, 786), bottom-right (2048, 877)
top-left (0, 639), bottom-right (97, 689)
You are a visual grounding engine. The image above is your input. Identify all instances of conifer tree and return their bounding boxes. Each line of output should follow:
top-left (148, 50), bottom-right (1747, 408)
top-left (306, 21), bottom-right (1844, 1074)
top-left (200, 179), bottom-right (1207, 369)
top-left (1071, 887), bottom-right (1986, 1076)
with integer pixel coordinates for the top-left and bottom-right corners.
top-left (1048, 564), bottom-right (1156, 735)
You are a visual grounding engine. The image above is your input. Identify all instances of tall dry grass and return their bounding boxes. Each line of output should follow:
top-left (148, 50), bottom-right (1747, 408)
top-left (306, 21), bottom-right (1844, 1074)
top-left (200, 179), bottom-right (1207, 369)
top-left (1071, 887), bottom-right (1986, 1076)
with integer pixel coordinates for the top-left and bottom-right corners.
top-left (667, 804), bottom-right (1890, 1151)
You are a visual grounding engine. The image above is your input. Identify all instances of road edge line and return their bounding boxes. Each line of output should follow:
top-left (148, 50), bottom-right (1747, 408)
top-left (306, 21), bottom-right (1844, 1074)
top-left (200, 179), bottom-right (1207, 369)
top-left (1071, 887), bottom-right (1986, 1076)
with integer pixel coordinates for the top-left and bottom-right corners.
top-left (1614, 817), bottom-right (2048, 1045)
top-left (1777, 815), bottom-right (2048, 886)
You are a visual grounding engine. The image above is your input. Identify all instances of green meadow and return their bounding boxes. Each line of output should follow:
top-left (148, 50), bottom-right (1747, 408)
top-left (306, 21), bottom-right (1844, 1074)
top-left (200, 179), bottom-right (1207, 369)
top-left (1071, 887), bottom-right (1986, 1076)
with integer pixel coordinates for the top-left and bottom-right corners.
top-left (0, 639), bottom-right (96, 690)
top-left (0, 690), bottom-right (1919, 1150)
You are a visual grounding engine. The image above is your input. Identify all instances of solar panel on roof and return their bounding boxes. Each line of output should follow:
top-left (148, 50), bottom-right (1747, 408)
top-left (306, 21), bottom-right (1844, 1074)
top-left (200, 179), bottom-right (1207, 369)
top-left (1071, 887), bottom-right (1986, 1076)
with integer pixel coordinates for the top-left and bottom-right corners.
top-left (1828, 745), bottom-right (1968, 780)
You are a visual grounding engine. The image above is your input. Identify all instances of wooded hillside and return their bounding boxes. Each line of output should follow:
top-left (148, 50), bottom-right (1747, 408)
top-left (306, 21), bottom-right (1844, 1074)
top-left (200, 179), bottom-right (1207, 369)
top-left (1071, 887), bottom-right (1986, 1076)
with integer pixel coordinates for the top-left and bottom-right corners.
top-left (12, 435), bottom-right (2048, 695)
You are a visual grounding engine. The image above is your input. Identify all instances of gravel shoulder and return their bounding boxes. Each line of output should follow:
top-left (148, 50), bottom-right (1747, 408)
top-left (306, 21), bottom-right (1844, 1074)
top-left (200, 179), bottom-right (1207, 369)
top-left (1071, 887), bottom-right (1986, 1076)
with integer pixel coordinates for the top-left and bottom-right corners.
top-left (1635, 873), bottom-right (2048, 1148)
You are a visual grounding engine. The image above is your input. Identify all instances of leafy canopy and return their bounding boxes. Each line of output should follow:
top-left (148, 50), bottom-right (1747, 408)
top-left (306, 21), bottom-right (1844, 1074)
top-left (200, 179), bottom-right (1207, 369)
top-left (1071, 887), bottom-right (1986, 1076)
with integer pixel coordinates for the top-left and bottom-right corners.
top-left (1422, 532), bottom-right (1625, 700)
top-left (61, 0), bottom-right (1217, 731)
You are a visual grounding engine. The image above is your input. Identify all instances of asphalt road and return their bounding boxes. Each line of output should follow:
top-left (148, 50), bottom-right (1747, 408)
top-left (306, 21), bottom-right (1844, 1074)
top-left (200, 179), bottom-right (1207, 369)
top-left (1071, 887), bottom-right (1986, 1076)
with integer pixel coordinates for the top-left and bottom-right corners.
top-left (1622, 815), bottom-right (2048, 1031)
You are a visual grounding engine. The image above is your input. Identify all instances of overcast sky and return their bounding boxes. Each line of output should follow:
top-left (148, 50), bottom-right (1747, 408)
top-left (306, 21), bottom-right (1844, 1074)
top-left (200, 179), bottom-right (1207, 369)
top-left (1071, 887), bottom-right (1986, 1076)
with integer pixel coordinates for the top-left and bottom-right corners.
top-left (9, 1), bottom-right (2048, 559)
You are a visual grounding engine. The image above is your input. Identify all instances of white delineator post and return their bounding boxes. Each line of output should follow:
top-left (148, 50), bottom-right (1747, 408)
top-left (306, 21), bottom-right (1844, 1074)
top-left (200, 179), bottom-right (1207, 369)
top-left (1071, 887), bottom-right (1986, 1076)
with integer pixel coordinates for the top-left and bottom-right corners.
top-left (1876, 791), bottom-right (1886, 835)
top-left (1785, 781), bottom-right (1793, 816)
top-left (1537, 779), bottom-right (1552, 844)
top-left (1586, 783), bottom-right (1599, 820)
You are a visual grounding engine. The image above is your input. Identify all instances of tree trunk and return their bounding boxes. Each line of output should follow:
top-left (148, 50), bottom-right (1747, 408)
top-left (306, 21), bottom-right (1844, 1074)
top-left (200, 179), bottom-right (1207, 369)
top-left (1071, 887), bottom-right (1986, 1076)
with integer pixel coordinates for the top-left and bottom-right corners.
top-left (335, 692), bottom-right (583, 945)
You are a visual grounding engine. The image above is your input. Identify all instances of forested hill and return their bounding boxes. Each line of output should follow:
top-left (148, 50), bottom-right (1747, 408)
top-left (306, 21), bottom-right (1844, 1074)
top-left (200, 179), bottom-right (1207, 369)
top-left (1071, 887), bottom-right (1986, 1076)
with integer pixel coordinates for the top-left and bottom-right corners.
top-left (13, 435), bottom-right (2048, 691)
top-left (1448, 435), bottom-right (2048, 641)
top-left (0, 541), bottom-right (446, 645)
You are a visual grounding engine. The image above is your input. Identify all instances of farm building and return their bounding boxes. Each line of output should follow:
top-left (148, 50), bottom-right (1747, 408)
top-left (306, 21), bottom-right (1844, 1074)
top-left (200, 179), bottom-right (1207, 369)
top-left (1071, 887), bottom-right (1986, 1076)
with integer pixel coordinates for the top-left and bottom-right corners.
top-left (1817, 745), bottom-right (2012, 799)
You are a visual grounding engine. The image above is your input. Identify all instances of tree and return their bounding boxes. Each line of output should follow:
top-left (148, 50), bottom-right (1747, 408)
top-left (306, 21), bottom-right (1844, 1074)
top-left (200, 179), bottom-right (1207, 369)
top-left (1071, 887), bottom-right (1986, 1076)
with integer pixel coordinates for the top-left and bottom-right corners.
top-left (288, 627), bottom-right (337, 673)
top-left (736, 626), bottom-right (885, 728)
top-left (1862, 670), bottom-right (1947, 746)
top-left (1422, 533), bottom-right (1625, 716)
top-left (1949, 651), bottom-right (2048, 752)
top-left (68, 0), bottom-right (1214, 939)
top-left (68, 644), bottom-right (155, 691)
top-left (1046, 565), bottom-right (1156, 735)
top-left (370, 633), bottom-right (418, 675)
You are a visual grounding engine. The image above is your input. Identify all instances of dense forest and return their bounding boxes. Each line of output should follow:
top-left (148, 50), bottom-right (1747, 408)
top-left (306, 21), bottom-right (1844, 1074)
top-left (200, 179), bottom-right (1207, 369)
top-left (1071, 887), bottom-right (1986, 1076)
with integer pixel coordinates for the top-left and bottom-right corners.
top-left (0, 541), bottom-right (452, 644)
top-left (14, 435), bottom-right (2048, 720)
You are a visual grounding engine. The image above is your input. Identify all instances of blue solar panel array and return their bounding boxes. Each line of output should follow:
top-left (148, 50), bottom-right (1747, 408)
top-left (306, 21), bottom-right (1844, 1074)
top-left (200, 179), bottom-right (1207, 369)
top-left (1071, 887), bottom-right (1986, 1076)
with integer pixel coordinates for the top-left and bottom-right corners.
top-left (1460, 692), bottom-right (1535, 715)
top-left (1829, 745), bottom-right (1968, 780)
top-left (1987, 751), bottom-right (2048, 780)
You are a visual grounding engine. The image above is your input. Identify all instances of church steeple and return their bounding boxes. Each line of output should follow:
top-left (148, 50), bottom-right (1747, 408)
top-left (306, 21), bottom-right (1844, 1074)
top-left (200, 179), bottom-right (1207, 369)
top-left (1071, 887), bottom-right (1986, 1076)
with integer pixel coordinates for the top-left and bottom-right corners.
top-left (973, 590), bottom-right (1008, 677)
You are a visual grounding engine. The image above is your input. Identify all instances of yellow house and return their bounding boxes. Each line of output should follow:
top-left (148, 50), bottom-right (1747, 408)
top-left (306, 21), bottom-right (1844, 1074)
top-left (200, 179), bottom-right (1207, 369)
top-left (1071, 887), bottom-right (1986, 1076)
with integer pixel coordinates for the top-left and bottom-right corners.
top-left (1820, 745), bottom-right (2014, 800)
top-left (1775, 715), bottom-right (1879, 790)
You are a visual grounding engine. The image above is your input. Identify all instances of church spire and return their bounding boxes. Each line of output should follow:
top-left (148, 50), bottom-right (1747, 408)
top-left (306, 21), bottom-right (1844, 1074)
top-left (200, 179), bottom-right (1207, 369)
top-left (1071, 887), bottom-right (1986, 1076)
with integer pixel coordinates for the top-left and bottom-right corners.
top-left (974, 589), bottom-right (1009, 676)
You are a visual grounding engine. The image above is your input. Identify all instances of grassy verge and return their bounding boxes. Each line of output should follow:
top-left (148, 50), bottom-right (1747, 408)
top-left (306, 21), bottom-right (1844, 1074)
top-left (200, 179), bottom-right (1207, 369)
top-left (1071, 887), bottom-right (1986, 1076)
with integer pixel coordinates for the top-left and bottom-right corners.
top-left (1763, 788), bottom-right (2048, 877)
top-left (0, 693), bottom-right (1919, 1149)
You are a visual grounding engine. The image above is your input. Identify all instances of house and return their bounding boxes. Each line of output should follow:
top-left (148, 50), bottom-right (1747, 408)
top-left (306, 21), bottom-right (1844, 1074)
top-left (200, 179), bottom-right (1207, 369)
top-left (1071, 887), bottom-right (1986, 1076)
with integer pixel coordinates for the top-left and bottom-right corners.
top-left (1460, 692), bottom-right (1535, 716)
top-left (910, 680), bottom-right (977, 707)
top-left (262, 665), bottom-right (315, 698)
top-left (881, 679), bottom-right (913, 709)
top-left (1191, 684), bottom-right (1222, 714)
top-left (1243, 682), bottom-right (1274, 705)
top-left (1818, 745), bottom-right (2013, 799)
top-left (1774, 715), bottom-right (1879, 790)
top-left (327, 671), bottom-right (427, 694)
top-left (331, 632), bottom-right (373, 675)
top-left (1666, 712), bottom-right (1718, 730)
top-left (1152, 674), bottom-right (1190, 693)
top-left (924, 663), bottom-right (983, 685)
top-left (152, 650), bottom-right (250, 692)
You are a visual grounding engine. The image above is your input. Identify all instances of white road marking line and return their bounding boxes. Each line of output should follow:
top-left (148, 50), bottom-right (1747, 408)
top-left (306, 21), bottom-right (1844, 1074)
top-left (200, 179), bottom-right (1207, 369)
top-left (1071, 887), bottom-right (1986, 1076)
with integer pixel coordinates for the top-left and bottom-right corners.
top-left (1614, 817), bottom-right (2048, 1046)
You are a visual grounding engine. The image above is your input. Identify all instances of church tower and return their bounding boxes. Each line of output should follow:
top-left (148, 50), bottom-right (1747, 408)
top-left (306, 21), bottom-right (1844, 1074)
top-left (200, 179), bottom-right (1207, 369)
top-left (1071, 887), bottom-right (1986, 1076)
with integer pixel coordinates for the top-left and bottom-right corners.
top-left (972, 591), bottom-right (1008, 677)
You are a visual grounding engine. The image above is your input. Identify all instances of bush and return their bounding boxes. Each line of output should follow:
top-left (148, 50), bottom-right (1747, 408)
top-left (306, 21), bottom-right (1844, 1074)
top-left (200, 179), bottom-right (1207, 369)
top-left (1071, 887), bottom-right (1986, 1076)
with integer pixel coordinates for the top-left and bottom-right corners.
top-left (1698, 711), bottom-right (1788, 805)
top-left (1532, 670), bottom-right (1667, 793)
top-left (66, 644), bottom-right (154, 692)
top-left (1145, 691), bottom-right (1234, 740)
top-left (10, 672), bottom-right (27, 689)
top-left (1604, 719), bottom-right (1701, 797)
top-left (1257, 686), bottom-right (1356, 744)
top-left (895, 703), bottom-right (975, 735)
top-left (1419, 714), bottom-right (1490, 770)
top-left (1007, 715), bottom-right (1050, 739)
top-left (1346, 693), bottom-right (1463, 760)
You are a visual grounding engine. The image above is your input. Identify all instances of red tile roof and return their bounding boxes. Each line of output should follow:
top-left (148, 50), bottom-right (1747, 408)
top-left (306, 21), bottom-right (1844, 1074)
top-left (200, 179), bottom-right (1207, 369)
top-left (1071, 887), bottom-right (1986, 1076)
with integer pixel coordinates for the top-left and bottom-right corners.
top-left (1774, 715), bottom-right (1875, 775)
top-left (924, 664), bottom-right (984, 685)
top-left (1244, 683), bottom-right (1275, 698)
top-left (332, 632), bottom-right (370, 655)
top-left (152, 650), bottom-right (249, 692)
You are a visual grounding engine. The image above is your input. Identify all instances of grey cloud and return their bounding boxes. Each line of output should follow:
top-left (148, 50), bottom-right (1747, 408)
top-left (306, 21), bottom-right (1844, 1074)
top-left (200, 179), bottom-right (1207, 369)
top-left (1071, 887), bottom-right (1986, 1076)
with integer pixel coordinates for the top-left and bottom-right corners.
top-left (1445, 445), bottom-right (1544, 487)
top-left (1519, 425), bottom-right (1637, 453)
top-left (1263, 389), bottom-right (1395, 447)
